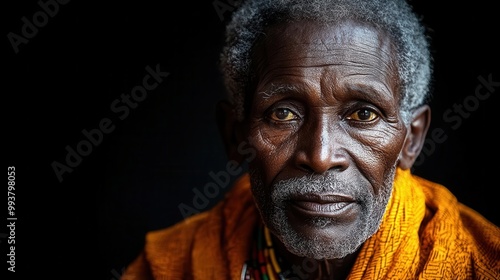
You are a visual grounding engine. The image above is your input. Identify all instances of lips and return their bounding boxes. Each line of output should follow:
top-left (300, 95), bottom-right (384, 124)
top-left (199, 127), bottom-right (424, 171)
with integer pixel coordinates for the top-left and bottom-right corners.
top-left (288, 194), bottom-right (355, 217)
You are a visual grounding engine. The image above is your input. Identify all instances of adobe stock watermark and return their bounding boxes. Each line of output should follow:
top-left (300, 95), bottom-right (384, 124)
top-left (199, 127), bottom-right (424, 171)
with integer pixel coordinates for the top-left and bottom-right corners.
top-left (212, 0), bottom-right (240, 21)
top-left (51, 64), bottom-right (170, 183)
top-left (178, 139), bottom-right (256, 219)
top-left (7, 0), bottom-right (70, 54)
top-left (414, 73), bottom-right (498, 167)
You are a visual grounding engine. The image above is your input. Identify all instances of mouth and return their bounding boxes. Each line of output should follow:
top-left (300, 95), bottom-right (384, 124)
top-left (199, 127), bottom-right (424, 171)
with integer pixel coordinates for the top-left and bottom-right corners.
top-left (288, 194), bottom-right (356, 218)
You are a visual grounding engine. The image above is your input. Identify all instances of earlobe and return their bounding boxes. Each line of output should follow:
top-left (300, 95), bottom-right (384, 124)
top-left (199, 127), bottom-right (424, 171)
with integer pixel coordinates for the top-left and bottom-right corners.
top-left (398, 105), bottom-right (431, 170)
top-left (215, 100), bottom-right (247, 164)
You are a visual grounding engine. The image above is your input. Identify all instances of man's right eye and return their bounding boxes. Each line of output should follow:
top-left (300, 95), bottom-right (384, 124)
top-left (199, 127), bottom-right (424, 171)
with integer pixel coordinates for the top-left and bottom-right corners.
top-left (268, 108), bottom-right (298, 122)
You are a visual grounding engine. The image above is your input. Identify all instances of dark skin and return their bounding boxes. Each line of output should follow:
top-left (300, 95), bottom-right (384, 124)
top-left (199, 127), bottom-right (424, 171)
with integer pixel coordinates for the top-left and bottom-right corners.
top-left (217, 20), bottom-right (431, 279)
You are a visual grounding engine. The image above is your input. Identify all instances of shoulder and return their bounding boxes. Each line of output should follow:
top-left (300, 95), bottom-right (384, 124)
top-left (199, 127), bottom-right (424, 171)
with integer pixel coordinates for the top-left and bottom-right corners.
top-left (411, 173), bottom-right (500, 276)
top-left (120, 211), bottom-right (214, 280)
top-left (144, 210), bottom-right (211, 254)
top-left (125, 173), bottom-right (257, 279)
top-left (412, 173), bottom-right (498, 231)
top-left (411, 172), bottom-right (498, 232)
top-left (146, 173), bottom-right (254, 244)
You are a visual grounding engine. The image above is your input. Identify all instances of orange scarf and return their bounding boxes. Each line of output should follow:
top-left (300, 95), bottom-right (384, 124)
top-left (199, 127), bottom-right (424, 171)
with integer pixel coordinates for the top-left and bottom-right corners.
top-left (122, 168), bottom-right (500, 279)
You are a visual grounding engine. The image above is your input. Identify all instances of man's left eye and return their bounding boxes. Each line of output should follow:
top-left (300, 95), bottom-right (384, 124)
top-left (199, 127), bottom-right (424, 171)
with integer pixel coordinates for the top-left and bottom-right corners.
top-left (346, 109), bottom-right (378, 121)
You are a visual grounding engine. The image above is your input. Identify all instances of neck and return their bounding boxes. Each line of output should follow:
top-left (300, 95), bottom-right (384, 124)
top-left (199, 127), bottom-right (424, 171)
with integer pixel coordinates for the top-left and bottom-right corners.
top-left (273, 235), bottom-right (360, 280)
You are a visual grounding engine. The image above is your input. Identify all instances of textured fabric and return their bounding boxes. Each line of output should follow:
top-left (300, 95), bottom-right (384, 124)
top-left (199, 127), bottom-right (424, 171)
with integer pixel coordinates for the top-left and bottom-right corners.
top-left (121, 168), bottom-right (500, 279)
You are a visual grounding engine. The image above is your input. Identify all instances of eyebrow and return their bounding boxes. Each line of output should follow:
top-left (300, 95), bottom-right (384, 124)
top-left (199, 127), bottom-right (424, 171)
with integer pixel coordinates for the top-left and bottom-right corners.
top-left (256, 83), bottom-right (304, 100)
top-left (346, 82), bottom-right (395, 104)
top-left (255, 80), bottom-right (395, 106)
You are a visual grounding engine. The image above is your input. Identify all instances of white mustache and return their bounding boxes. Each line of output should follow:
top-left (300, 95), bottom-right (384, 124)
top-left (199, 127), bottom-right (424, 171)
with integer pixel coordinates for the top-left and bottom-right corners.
top-left (271, 174), bottom-right (363, 203)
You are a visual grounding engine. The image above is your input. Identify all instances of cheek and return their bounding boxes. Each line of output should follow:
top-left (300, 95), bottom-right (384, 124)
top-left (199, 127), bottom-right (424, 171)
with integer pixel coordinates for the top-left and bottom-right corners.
top-left (352, 128), bottom-right (406, 183)
top-left (247, 125), bottom-right (297, 184)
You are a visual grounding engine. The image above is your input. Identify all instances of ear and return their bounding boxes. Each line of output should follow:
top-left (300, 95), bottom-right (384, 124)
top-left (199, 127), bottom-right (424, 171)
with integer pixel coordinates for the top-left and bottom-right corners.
top-left (215, 100), bottom-right (247, 164)
top-left (398, 105), bottom-right (431, 170)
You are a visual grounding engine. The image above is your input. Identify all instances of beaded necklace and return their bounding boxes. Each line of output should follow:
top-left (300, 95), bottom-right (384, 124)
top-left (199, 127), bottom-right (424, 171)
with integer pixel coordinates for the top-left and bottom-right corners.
top-left (241, 224), bottom-right (285, 280)
top-left (241, 224), bottom-right (335, 280)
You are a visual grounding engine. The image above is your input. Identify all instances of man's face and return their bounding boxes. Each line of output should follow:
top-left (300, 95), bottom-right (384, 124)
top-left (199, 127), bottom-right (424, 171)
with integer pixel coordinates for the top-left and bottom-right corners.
top-left (245, 20), bottom-right (407, 259)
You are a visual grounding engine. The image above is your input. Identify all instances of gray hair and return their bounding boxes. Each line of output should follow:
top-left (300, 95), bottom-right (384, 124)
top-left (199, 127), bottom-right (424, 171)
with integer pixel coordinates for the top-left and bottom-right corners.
top-left (219, 0), bottom-right (432, 124)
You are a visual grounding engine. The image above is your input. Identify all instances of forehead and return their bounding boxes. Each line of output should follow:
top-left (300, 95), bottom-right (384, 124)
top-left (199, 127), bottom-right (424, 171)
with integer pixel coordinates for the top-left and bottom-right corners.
top-left (252, 20), bottom-right (399, 101)
top-left (257, 19), bottom-right (396, 66)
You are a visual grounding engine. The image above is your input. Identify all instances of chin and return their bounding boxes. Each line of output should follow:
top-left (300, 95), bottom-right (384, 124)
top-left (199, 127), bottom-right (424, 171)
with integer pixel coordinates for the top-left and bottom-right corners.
top-left (267, 207), bottom-right (377, 260)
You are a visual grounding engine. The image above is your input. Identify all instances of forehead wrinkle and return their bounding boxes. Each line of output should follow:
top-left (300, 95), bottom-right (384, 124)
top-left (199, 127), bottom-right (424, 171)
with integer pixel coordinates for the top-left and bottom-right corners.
top-left (349, 42), bottom-right (395, 72)
top-left (265, 42), bottom-right (394, 72)
top-left (256, 63), bottom-right (326, 99)
top-left (265, 46), bottom-right (345, 67)
top-left (342, 68), bottom-right (395, 96)
top-left (334, 42), bottom-right (397, 100)
top-left (257, 83), bottom-right (301, 100)
top-left (316, 64), bottom-right (395, 105)
top-left (345, 79), bottom-right (395, 104)
top-left (256, 22), bottom-right (398, 105)
top-left (296, 24), bottom-right (395, 71)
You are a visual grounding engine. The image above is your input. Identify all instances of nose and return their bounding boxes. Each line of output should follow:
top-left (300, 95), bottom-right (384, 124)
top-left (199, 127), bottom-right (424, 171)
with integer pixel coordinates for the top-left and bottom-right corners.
top-left (294, 115), bottom-right (349, 174)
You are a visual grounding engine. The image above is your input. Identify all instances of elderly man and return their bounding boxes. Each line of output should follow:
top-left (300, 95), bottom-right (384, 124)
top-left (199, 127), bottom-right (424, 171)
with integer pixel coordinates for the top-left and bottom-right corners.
top-left (121, 0), bottom-right (500, 279)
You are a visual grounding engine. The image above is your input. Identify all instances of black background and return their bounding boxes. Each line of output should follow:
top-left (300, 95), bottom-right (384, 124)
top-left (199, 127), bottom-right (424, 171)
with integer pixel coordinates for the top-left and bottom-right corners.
top-left (4, 0), bottom-right (499, 279)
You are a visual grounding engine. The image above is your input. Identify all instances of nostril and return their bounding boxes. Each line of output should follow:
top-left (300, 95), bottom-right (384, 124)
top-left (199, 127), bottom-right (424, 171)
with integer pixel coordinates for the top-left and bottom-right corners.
top-left (298, 164), bottom-right (315, 173)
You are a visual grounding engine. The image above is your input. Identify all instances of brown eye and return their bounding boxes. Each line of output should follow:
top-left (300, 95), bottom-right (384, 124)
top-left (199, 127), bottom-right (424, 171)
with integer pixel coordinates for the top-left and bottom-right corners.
top-left (347, 109), bottom-right (378, 121)
top-left (269, 108), bottom-right (297, 121)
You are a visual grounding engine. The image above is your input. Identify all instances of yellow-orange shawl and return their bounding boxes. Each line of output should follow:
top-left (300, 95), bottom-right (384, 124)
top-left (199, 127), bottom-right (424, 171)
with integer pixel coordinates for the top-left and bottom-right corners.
top-left (121, 168), bottom-right (500, 279)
